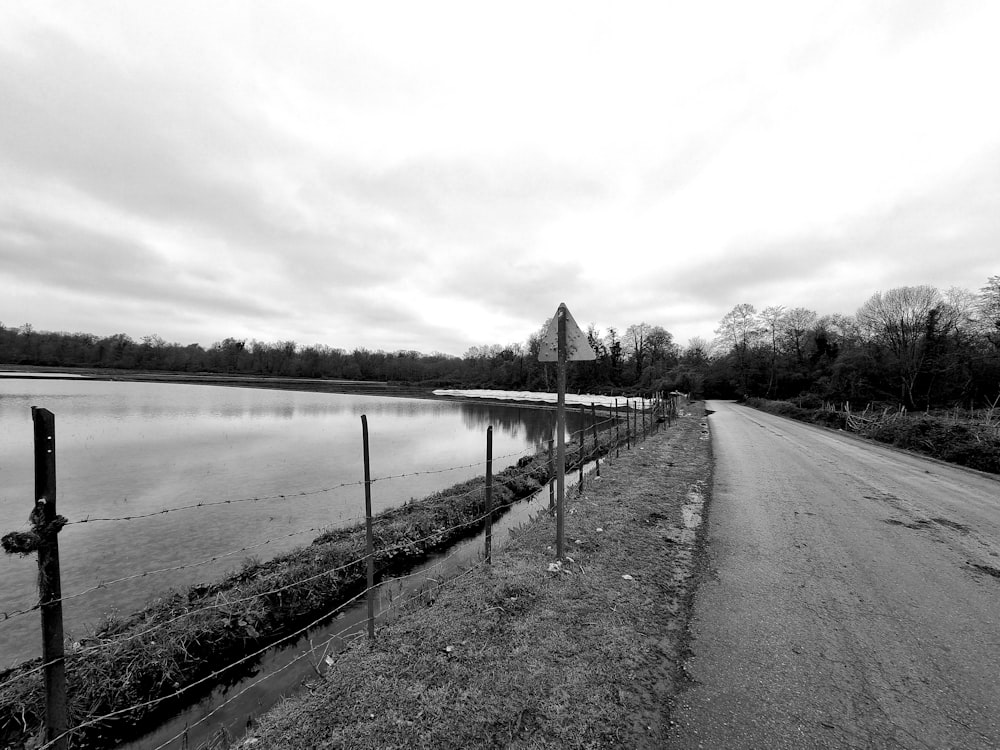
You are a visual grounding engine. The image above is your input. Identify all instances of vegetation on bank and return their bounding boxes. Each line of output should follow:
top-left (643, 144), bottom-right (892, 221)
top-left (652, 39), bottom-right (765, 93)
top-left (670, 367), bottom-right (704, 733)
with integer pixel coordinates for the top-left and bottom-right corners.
top-left (745, 396), bottom-right (1000, 475)
top-left (239, 407), bottom-right (710, 750)
top-left (0, 433), bottom-right (613, 749)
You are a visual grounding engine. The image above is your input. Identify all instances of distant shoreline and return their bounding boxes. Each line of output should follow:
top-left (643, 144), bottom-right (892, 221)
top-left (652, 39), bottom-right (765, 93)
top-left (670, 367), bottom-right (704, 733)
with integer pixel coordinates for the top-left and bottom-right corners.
top-left (0, 365), bottom-right (566, 408)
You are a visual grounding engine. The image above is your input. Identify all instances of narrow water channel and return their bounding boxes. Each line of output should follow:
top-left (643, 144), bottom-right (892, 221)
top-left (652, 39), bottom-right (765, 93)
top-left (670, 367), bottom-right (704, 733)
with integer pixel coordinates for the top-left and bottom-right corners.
top-left (121, 462), bottom-right (597, 750)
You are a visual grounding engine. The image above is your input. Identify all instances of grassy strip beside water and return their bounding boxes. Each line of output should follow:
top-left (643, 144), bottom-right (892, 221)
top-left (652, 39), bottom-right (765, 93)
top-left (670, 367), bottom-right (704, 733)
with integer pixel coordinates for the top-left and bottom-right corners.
top-left (238, 406), bottom-right (711, 749)
top-left (0, 433), bottom-right (616, 749)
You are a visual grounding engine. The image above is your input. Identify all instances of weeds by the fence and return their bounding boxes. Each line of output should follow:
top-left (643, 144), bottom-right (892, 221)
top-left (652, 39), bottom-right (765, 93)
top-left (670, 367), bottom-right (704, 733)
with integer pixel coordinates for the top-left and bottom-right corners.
top-left (0, 404), bottom-right (655, 749)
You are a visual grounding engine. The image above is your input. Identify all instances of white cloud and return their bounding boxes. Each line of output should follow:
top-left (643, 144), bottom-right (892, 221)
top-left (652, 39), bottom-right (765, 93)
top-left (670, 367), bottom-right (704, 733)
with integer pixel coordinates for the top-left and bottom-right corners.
top-left (1, 0), bottom-right (998, 355)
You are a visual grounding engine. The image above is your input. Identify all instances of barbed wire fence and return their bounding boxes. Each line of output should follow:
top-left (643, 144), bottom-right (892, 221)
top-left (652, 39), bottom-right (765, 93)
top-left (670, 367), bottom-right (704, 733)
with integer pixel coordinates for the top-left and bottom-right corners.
top-left (1, 392), bottom-right (678, 749)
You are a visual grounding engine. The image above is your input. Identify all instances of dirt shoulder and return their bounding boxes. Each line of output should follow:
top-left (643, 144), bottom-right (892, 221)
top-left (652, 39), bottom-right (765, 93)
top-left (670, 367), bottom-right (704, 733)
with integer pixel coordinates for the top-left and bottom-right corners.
top-left (240, 406), bottom-right (712, 750)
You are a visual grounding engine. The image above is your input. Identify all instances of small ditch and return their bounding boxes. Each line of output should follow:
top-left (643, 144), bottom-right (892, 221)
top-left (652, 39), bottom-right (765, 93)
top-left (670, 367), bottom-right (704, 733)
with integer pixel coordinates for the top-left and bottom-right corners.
top-left (120, 463), bottom-right (598, 750)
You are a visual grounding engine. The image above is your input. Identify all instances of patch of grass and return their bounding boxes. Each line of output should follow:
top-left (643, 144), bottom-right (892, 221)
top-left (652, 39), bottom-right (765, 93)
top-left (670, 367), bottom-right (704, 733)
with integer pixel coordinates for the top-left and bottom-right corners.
top-left (239, 408), bottom-right (711, 749)
top-left (0, 423), bottom-right (624, 748)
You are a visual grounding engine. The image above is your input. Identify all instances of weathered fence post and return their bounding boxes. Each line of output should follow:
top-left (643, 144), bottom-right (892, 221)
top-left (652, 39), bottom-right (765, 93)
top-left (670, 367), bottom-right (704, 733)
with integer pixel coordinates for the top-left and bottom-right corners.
top-left (547, 438), bottom-right (555, 515)
top-left (641, 397), bottom-right (646, 440)
top-left (615, 398), bottom-right (620, 457)
top-left (578, 404), bottom-right (585, 492)
top-left (361, 415), bottom-right (375, 642)
top-left (555, 310), bottom-right (567, 559)
top-left (591, 403), bottom-right (600, 477)
top-left (625, 402), bottom-right (631, 451)
top-left (484, 426), bottom-right (493, 564)
top-left (31, 408), bottom-right (68, 750)
top-left (633, 401), bottom-right (638, 442)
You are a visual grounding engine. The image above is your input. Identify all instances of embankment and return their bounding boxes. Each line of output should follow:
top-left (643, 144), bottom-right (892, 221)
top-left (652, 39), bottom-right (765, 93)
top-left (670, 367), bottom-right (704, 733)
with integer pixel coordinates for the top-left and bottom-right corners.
top-left (239, 404), bottom-right (712, 749)
top-left (0, 430), bottom-right (611, 748)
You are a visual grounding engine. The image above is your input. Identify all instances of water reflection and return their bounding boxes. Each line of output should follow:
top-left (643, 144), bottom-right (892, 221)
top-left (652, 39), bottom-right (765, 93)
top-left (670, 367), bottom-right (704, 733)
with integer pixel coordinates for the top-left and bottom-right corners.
top-left (0, 379), bottom-right (567, 666)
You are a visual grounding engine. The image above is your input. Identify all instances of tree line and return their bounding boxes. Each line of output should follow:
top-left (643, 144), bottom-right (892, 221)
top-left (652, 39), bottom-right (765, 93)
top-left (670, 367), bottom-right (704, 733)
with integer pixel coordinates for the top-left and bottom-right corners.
top-left (4, 275), bottom-right (998, 407)
top-left (702, 276), bottom-right (1000, 409)
top-left (0, 320), bottom-right (680, 394)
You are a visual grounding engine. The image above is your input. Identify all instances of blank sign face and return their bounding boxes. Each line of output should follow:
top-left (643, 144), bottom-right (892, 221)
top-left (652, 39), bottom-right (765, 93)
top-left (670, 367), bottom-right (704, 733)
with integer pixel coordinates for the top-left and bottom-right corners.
top-left (538, 304), bottom-right (596, 362)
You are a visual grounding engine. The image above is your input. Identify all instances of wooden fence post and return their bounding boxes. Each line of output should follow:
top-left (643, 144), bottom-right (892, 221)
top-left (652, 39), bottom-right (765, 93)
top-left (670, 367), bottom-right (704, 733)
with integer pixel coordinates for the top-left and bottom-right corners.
top-left (578, 404), bottom-right (585, 492)
top-left (32, 407), bottom-right (68, 750)
top-left (625, 402), bottom-right (631, 450)
top-left (591, 403), bottom-right (599, 477)
top-left (641, 397), bottom-right (646, 440)
top-left (615, 398), bottom-right (620, 458)
top-left (484, 426), bottom-right (493, 564)
top-left (361, 415), bottom-right (375, 642)
top-left (547, 438), bottom-right (555, 516)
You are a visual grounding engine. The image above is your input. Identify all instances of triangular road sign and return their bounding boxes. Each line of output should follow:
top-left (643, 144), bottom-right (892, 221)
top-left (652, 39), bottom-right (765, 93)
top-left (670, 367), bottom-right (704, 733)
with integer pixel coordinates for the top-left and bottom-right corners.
top-left (538, 303), bottom-right (597, 361)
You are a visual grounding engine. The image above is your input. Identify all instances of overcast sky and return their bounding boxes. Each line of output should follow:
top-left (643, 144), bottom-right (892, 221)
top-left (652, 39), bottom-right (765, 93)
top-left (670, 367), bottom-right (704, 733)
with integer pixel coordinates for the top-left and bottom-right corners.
top-left (1, 1), bottom-right (998, 357)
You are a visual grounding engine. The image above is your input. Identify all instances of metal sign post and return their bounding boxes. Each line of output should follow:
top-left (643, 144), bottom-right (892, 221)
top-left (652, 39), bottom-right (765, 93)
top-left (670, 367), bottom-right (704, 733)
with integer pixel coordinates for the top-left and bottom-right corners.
top-left (538, 303), bottom-right (596, 559)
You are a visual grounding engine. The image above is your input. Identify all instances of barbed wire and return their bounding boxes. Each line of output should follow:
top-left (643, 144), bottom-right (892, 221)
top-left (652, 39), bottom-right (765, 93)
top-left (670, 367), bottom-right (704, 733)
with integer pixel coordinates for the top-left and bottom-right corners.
top-left (6, 420), bottom-right (657, 742)
top-left (62, 483), bottom-right (364, 526)
top-left (0, 463), bottom-right (553, 691)
top-left (37, 550), bottom-right (491, 748)
top-left (149, 557), bottom-right (487, 750)
top-left (37, 584), bottom-right (370, 750)
top-left (74, 528), bottom-right (485, 665)
top-left (375, 557), bottom-right (487, 624)
top-left (61, 443), bottom-right (542, 527)
top-left (0, 654), bottom-right (59, 695)
top-left (4, 421), bottom-right (639, 698)
top-left (47, 522), bottom-right (341, 611)
top-left (368, 444), bottom-right (536, 485)
top-left (2, 451), bottom-right (553, 629)
top-left (0, 600), bottom-right (41, 623)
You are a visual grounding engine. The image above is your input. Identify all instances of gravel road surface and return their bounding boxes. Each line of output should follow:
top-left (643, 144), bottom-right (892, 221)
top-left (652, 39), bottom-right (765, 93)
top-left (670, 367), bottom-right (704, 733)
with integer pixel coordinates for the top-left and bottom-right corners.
top-left (668, 401), bottom-right (1000, 749)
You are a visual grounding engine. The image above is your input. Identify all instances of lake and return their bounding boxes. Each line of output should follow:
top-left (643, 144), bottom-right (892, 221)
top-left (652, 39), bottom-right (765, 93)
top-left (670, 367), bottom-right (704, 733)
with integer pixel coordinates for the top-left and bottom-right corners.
top-left (0, 377), bottom-right (583, 667)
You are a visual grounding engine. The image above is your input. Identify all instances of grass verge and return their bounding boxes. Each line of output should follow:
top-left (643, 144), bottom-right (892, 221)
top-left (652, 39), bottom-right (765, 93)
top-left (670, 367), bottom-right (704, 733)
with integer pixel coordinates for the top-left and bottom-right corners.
top-left (237, 406), bottom-right (711, 750)
top-left (745, 397), bottom-right (1000, 474)
top-left (0, 430), bottom-right (614, 748)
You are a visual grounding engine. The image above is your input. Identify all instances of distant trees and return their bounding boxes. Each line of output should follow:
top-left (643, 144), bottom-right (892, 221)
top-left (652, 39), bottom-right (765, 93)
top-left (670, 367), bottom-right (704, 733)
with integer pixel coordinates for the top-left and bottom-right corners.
top-left (0, 316), bottom-right (684, 395)
top-left (10, 278), bottom-right (997, 408)
top-left (699, 277), bottom-right (1000, 409)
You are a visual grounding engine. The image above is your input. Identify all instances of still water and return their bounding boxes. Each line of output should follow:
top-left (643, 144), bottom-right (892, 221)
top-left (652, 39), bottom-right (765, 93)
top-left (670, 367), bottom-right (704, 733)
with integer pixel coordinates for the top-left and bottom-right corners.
top-left (0, 377), bottom-right (576, 667)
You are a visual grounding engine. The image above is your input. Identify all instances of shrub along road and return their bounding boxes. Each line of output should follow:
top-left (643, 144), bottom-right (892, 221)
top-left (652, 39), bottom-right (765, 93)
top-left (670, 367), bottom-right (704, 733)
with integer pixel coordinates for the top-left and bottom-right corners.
top-left (667, 400), bottom-right (1000, 749)
top-left (239, 406), bottom-right (711, 749)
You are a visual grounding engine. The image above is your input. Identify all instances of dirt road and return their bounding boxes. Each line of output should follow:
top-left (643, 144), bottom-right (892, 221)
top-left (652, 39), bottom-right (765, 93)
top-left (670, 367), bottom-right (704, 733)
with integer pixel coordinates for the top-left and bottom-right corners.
top-left (668, 401), bottom-right (1000, 749)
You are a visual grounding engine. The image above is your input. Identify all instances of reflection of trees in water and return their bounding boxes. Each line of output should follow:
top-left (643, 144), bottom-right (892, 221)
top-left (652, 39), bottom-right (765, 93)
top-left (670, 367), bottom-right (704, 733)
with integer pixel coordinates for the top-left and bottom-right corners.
top-left (457, 402), bottom-right (592, 446)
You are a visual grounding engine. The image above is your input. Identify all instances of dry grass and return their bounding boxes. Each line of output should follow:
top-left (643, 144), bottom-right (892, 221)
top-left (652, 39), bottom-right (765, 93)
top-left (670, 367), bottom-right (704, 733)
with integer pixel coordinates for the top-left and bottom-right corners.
top-left (239, 406), bottom-right (711, 750)
top-left (0, 421), bottom-right (619, 748)
top-left (747, 397), bottom-right (1000, 474)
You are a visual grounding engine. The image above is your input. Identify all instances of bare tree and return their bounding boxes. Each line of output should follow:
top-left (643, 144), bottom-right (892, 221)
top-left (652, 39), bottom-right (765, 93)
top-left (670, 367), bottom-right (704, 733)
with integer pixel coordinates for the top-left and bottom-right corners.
top-left (625, 322), bottom-right (652, 382)
top-left (758, 305), bottom-right (786, 397)
top-left (685, 336), bottom-right (713, 363)
top-left (978, 276), bottom-right (1000, 348)
top-left (856, 285), bottom-right (942, 406)
top-left (783, 307), bottom-right (817, 364)
top-left (646, 325), bottom-right (676, 370)
top-left (715, 303), bottom-right (760, 394)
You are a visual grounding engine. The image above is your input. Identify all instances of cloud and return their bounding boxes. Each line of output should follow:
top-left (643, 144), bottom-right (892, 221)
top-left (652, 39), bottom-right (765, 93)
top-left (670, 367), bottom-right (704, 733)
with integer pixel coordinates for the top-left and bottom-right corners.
top-left (1, 1), bottom-right (999, 357)
top-left (657, 147), bottom-right (1000, 335)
